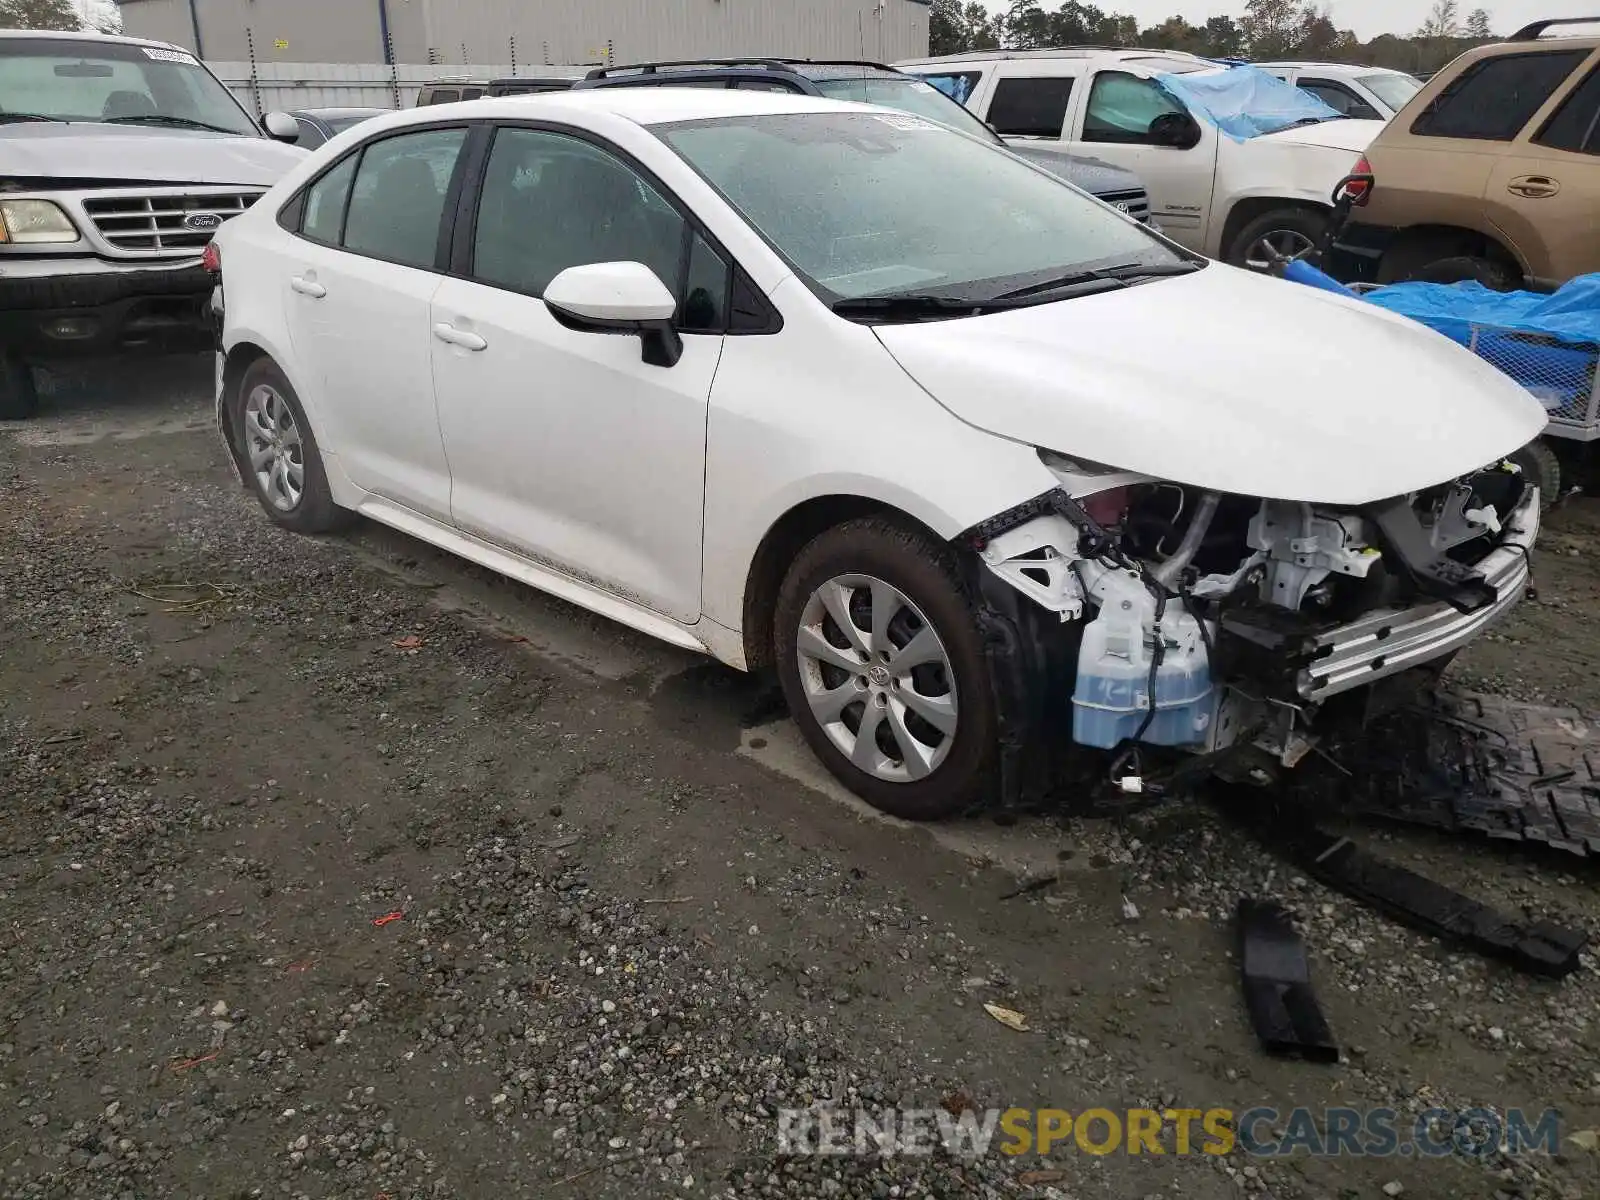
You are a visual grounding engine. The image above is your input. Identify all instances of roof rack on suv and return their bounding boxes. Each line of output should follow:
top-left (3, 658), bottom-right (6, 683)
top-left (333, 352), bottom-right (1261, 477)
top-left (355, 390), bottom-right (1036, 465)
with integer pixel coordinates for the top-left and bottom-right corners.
top-left (1510, 16), bottom-right (1600, 39)
top-left (585, 57), bottom-right (896, 80)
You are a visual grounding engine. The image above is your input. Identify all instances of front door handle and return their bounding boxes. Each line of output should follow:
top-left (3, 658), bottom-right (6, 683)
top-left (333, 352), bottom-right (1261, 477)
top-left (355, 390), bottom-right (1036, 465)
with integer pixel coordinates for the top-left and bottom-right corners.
top-left (290, 275), bottom-right (327, 298)
top-left (433, 322), bottom-right (487, 351)
top-left (1508, 175), bottom-right (1560, 199)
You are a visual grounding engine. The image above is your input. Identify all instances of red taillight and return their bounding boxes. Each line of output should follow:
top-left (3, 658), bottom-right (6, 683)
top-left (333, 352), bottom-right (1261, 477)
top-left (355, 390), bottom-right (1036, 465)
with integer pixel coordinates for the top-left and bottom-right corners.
top-left (201, 241), bottom-right (221, 273)
top-left (1342, 156), bottom-right (1374, 207)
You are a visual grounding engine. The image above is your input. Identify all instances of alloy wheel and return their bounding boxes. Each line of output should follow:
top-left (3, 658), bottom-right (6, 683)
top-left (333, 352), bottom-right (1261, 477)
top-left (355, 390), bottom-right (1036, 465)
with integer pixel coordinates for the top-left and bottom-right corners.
top-left (243, 383), bottom-right (306, 512)
top-left (795, 573), bottom-right (959, 783)
top-left (1244, 229), bottom-right (1316, 272)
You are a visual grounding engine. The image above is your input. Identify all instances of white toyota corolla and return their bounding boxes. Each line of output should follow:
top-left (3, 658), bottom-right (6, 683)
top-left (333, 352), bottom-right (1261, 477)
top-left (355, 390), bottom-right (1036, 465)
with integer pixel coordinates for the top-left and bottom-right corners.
top-left (209, 88), bottom-right (1545, 820)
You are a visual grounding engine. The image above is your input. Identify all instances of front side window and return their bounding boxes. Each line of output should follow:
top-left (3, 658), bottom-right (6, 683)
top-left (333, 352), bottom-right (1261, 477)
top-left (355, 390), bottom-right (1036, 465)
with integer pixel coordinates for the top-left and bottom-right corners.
top-left (469, 127), bottom-right (690, 311)
top-left (1299, 80), bottom-right (1379, 120)
top-left (985, 76), bottom-right (1074, 138)
top-left (1083, 71), bottom-right (1187, 145)
top-left (293, 117), bottom-right (329, 149)
top-left (342, 128), bottom-right (467, 268)
top-left (0, 36), bottom-right (256, 133)
top-left (1536, 64), bottom-right (1600, 154)
top-left (810, 75), bottom-right (999, 143)
top-left (1411, 51), bottom-right (1588, 140)
top-left (658, 110), bottom-right (1178, 303)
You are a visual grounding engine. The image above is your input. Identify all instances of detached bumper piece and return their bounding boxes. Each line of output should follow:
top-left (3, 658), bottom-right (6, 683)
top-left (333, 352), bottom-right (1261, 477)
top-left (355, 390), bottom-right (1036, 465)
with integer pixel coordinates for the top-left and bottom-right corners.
top-left (1236, 899), bottom-right (1340, 1063)
top-left (1285, 830), bottom-right (1587, 979)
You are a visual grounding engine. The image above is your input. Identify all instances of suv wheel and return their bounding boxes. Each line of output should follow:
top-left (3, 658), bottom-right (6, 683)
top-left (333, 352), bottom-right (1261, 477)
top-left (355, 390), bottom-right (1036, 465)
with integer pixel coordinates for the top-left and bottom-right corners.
top-left (1409, 256), bottom-right (1521, 291)
top-left (774, 518), bottom-right (997, 821)
top-left (229, 358), bottom-right (354, 534)
top-left (1509, 439), bottom-right (1561, 509)
top-left (1227, 208), bottom-right (1327, 272)
top-left (0, 355), bottom-right (39, 421)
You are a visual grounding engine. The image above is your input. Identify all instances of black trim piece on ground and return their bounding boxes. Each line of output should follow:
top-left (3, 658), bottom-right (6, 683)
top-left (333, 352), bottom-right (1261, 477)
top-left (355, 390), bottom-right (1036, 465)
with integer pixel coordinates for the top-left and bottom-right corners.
top-left (1236, 899), bottom-right (1340, 1063)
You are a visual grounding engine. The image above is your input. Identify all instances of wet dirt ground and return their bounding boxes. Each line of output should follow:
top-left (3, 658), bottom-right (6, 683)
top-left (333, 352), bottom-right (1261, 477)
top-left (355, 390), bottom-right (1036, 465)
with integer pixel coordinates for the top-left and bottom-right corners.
top-left (1, 360), bottom-right (1598, 1200)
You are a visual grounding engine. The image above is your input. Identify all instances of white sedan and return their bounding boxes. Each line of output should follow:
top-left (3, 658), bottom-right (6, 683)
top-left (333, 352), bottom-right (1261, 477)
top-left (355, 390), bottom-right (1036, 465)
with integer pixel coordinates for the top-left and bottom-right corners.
top-left (209, 88), bottom-right (1545, 820)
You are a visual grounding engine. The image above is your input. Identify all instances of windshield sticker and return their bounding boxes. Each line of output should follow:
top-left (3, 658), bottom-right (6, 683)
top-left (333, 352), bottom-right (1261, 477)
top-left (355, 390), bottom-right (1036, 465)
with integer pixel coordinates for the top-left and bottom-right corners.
top-left (142, 47), bottom-right (199, 65)
top-left (871, 113), bottom-right (938, 131)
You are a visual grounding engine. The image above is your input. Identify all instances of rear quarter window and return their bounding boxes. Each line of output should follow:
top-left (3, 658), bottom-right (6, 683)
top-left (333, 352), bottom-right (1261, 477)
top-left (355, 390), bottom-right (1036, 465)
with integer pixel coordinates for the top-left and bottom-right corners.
top-left (987, 76), bottom-right (1074, 138)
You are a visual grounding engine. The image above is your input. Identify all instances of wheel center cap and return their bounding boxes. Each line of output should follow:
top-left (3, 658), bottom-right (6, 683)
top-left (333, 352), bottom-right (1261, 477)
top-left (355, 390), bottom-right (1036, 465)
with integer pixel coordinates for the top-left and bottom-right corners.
top-left (868, 665), bottom-right (891, 687)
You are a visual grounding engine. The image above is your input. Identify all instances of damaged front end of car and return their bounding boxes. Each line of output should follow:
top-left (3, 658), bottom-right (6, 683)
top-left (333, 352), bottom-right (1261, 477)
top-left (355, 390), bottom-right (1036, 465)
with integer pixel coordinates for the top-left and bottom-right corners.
top-left (960, 449), bottom-right (1540, 809)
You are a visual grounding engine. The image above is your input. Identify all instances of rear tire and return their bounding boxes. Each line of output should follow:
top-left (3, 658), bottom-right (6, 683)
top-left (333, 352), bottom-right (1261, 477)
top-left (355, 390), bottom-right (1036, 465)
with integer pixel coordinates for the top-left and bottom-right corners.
top-left (1409, 255), bottom-right (1521, 291)
top-left (229, 357), bottom-right (354, 534)
top-left (773, 518), bottom-right (997, 821)
top-left (1509, 439), bottom-right (1561, 509)
top-left (0, 355), bottom-right (39, 421)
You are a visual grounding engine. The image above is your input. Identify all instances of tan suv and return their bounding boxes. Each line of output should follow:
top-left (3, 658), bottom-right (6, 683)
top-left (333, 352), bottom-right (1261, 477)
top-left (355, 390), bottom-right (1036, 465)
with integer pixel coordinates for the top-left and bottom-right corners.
top-left (1332, 17), bottom-right (1600, 290)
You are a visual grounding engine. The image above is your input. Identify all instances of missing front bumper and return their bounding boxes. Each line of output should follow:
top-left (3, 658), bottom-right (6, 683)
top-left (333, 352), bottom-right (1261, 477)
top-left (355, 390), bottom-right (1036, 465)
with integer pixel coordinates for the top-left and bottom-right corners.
top-left (1300, 486), bottom-right (1539, 700)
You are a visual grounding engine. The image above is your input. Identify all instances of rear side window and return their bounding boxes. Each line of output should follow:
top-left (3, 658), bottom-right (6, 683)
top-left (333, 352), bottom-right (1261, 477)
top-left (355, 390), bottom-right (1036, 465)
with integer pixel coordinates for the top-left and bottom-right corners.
top-left (426, 88), bottom-right (459, 105)
top-left (301, 153), bottom-right (357, 243)
top-left (987, 76), bottom-right (1073, 138)
top-left (1410, 51), bottom-right (1588, 140)
top-left (342, 128), bottom-right (467, 268)
top-left (1535, 64), bottom-right (1600, 154)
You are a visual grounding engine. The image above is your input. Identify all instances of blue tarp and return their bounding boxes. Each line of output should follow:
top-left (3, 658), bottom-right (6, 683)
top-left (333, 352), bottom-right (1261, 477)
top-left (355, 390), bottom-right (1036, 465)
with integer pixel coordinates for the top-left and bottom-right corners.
top-left (1153, 64), bottom-right (1343, 142)
top-left (1362, 274), bottom-right (1600, 416)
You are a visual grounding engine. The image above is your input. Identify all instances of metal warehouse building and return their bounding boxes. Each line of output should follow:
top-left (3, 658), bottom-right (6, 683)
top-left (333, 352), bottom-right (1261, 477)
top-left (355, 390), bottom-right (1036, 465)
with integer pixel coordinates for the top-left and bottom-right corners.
top-left (114, 0), bottom-right (932, 70)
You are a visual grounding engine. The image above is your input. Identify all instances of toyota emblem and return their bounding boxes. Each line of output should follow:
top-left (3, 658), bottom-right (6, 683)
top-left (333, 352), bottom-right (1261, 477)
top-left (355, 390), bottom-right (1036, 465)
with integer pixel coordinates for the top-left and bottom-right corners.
top-left (1114, 201), bottom-right (1131, 214)
top-left (183, 212), bottom-right (224, 230)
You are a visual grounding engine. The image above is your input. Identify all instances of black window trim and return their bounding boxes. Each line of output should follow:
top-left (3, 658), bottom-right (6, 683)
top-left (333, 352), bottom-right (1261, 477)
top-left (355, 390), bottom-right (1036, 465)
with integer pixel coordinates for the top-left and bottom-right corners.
top-left (446, 117), bottom-right (781, 335)
top-left (275, 120), bottom-right (480, 273)
top-left (1533, 58), bottom-right (1600, 154)
top-left (1409, 48), bottom-right (1591, 142)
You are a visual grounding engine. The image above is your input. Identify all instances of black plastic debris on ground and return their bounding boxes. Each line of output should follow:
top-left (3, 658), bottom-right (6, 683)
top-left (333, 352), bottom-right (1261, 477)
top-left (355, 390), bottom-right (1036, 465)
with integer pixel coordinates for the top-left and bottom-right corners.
top-left (1236, 899), bottom-right (1340, 1062)
top-left (1304, 690), bottom-right (1600, 858)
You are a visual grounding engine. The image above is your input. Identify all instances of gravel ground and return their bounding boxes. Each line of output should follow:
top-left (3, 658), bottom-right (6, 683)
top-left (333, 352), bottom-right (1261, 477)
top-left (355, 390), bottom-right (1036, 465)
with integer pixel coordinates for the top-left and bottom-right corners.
top-left (1, 361), bottom-right (1598, 1200)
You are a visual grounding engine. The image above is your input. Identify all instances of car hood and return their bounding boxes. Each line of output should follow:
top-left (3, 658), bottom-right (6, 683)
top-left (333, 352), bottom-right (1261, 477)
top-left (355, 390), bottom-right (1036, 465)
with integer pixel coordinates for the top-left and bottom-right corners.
top-left (0, 123), bottom-right (306, 185)
top-left (1007, 145), bottom-right (1144, 196)
top-left (1255, 117), bottom-right (1385, 153)
top-left (872, 265), bottom-right (1547, 506)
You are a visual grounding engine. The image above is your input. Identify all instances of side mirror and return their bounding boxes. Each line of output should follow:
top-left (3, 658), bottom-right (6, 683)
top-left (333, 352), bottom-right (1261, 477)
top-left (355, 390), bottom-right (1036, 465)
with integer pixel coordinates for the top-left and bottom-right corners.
top-left (262, 111), bottom-right (301, 143)
top-left (1148, 112), bottom-right (1202, 150)
top-left (544, 261), bottom-right (682, 368)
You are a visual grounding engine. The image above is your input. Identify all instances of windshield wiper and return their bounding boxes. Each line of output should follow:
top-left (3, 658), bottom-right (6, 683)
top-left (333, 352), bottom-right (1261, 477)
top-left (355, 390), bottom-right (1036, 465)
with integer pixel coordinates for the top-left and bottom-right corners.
top-left (0, 112), bottom-right (68, 125)
top-left (994, 260), bottom-right (1203, 301)
top-left (830, 294), bottom-right (1029, 321)
top-left (101, 115), bottom-right (240, 134)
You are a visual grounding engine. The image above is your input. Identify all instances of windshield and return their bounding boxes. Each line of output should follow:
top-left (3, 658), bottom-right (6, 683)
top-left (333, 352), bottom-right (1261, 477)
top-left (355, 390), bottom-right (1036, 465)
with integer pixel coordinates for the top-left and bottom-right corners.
top-left (809, 75), bottom-right (1001, 144)
top-left (1359, 72), bottom-right (1423, 112)
top-left (657, 111), bottom-right (1179, 302)
top-left (0, 37), bottom-right (256, 134)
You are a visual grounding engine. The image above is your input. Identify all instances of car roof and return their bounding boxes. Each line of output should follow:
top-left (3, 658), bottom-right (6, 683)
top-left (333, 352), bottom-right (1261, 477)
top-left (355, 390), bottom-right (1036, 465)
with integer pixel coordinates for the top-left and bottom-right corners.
top-left (1256, 61), bottom-right (1407, 74)
top-left (291, 107), bottom-right (388, 119)
top-left (896, 47), bottom-right (1206, 65)
top-left (0, 28), bottom-right (183, 51)
top-left (376, 86), bottom-right (861, 130)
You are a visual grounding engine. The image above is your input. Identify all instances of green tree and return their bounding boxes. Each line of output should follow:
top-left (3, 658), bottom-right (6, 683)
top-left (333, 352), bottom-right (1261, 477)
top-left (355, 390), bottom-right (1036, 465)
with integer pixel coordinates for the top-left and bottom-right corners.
top-left (1202, 15), bottom-right (1245, 57)
top-left (1242, 0), bottom-right (1304, 58)
top-left (1465, 8), bottom-right (1493, 38)
top-left (929, 0), bottom-right (967, 55)
top-left (0, 0), bottom-right (81, 30)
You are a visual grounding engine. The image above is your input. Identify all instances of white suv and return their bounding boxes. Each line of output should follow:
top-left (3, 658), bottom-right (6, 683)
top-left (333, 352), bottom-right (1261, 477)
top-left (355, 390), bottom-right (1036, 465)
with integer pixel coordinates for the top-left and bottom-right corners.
top-left (896, 48), bottom-right (1385, 268)
top-left (1255, 62), bottom-right (1425, 120)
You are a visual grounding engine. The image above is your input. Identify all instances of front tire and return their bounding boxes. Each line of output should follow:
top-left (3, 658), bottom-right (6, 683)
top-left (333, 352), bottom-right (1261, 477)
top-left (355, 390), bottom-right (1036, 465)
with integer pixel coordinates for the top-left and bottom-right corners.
top-left (229, 357), bottom-right (353, 534)
top-left (773, 518), bottom-right (997, 821)
top-left (1509, 439), bottom-right (1561, 509)
top-left (1408, 255), bottom-right (1521, 291)
top-left (1226, 208), bottom-right (1328, 272)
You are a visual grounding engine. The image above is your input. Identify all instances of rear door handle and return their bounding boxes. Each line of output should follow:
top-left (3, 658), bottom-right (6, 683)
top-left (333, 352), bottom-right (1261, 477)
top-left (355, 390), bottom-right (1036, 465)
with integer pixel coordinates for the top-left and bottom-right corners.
top-left (290, 276), bottom-right (327, 298)
top-left (1508, 175), bottom-right (1560, 199)
top-left (433, 322), bottom-right (487, 351)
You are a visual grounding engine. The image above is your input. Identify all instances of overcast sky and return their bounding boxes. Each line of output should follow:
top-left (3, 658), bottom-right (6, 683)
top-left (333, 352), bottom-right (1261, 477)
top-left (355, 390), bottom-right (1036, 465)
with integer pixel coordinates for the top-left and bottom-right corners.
top-left (982, 0), bottom-right (1595, 41)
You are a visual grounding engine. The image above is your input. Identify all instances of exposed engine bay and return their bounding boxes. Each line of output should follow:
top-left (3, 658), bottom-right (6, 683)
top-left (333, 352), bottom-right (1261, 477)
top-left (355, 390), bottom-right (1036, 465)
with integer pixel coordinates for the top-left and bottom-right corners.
top-left (966, 452), bottom-right (1541, 789)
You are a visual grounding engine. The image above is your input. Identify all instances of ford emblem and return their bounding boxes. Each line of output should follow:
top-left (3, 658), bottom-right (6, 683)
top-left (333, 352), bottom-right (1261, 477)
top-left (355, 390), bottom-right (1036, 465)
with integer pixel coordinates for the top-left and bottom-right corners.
top-left (183, 212), bottom-right (224, 230)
